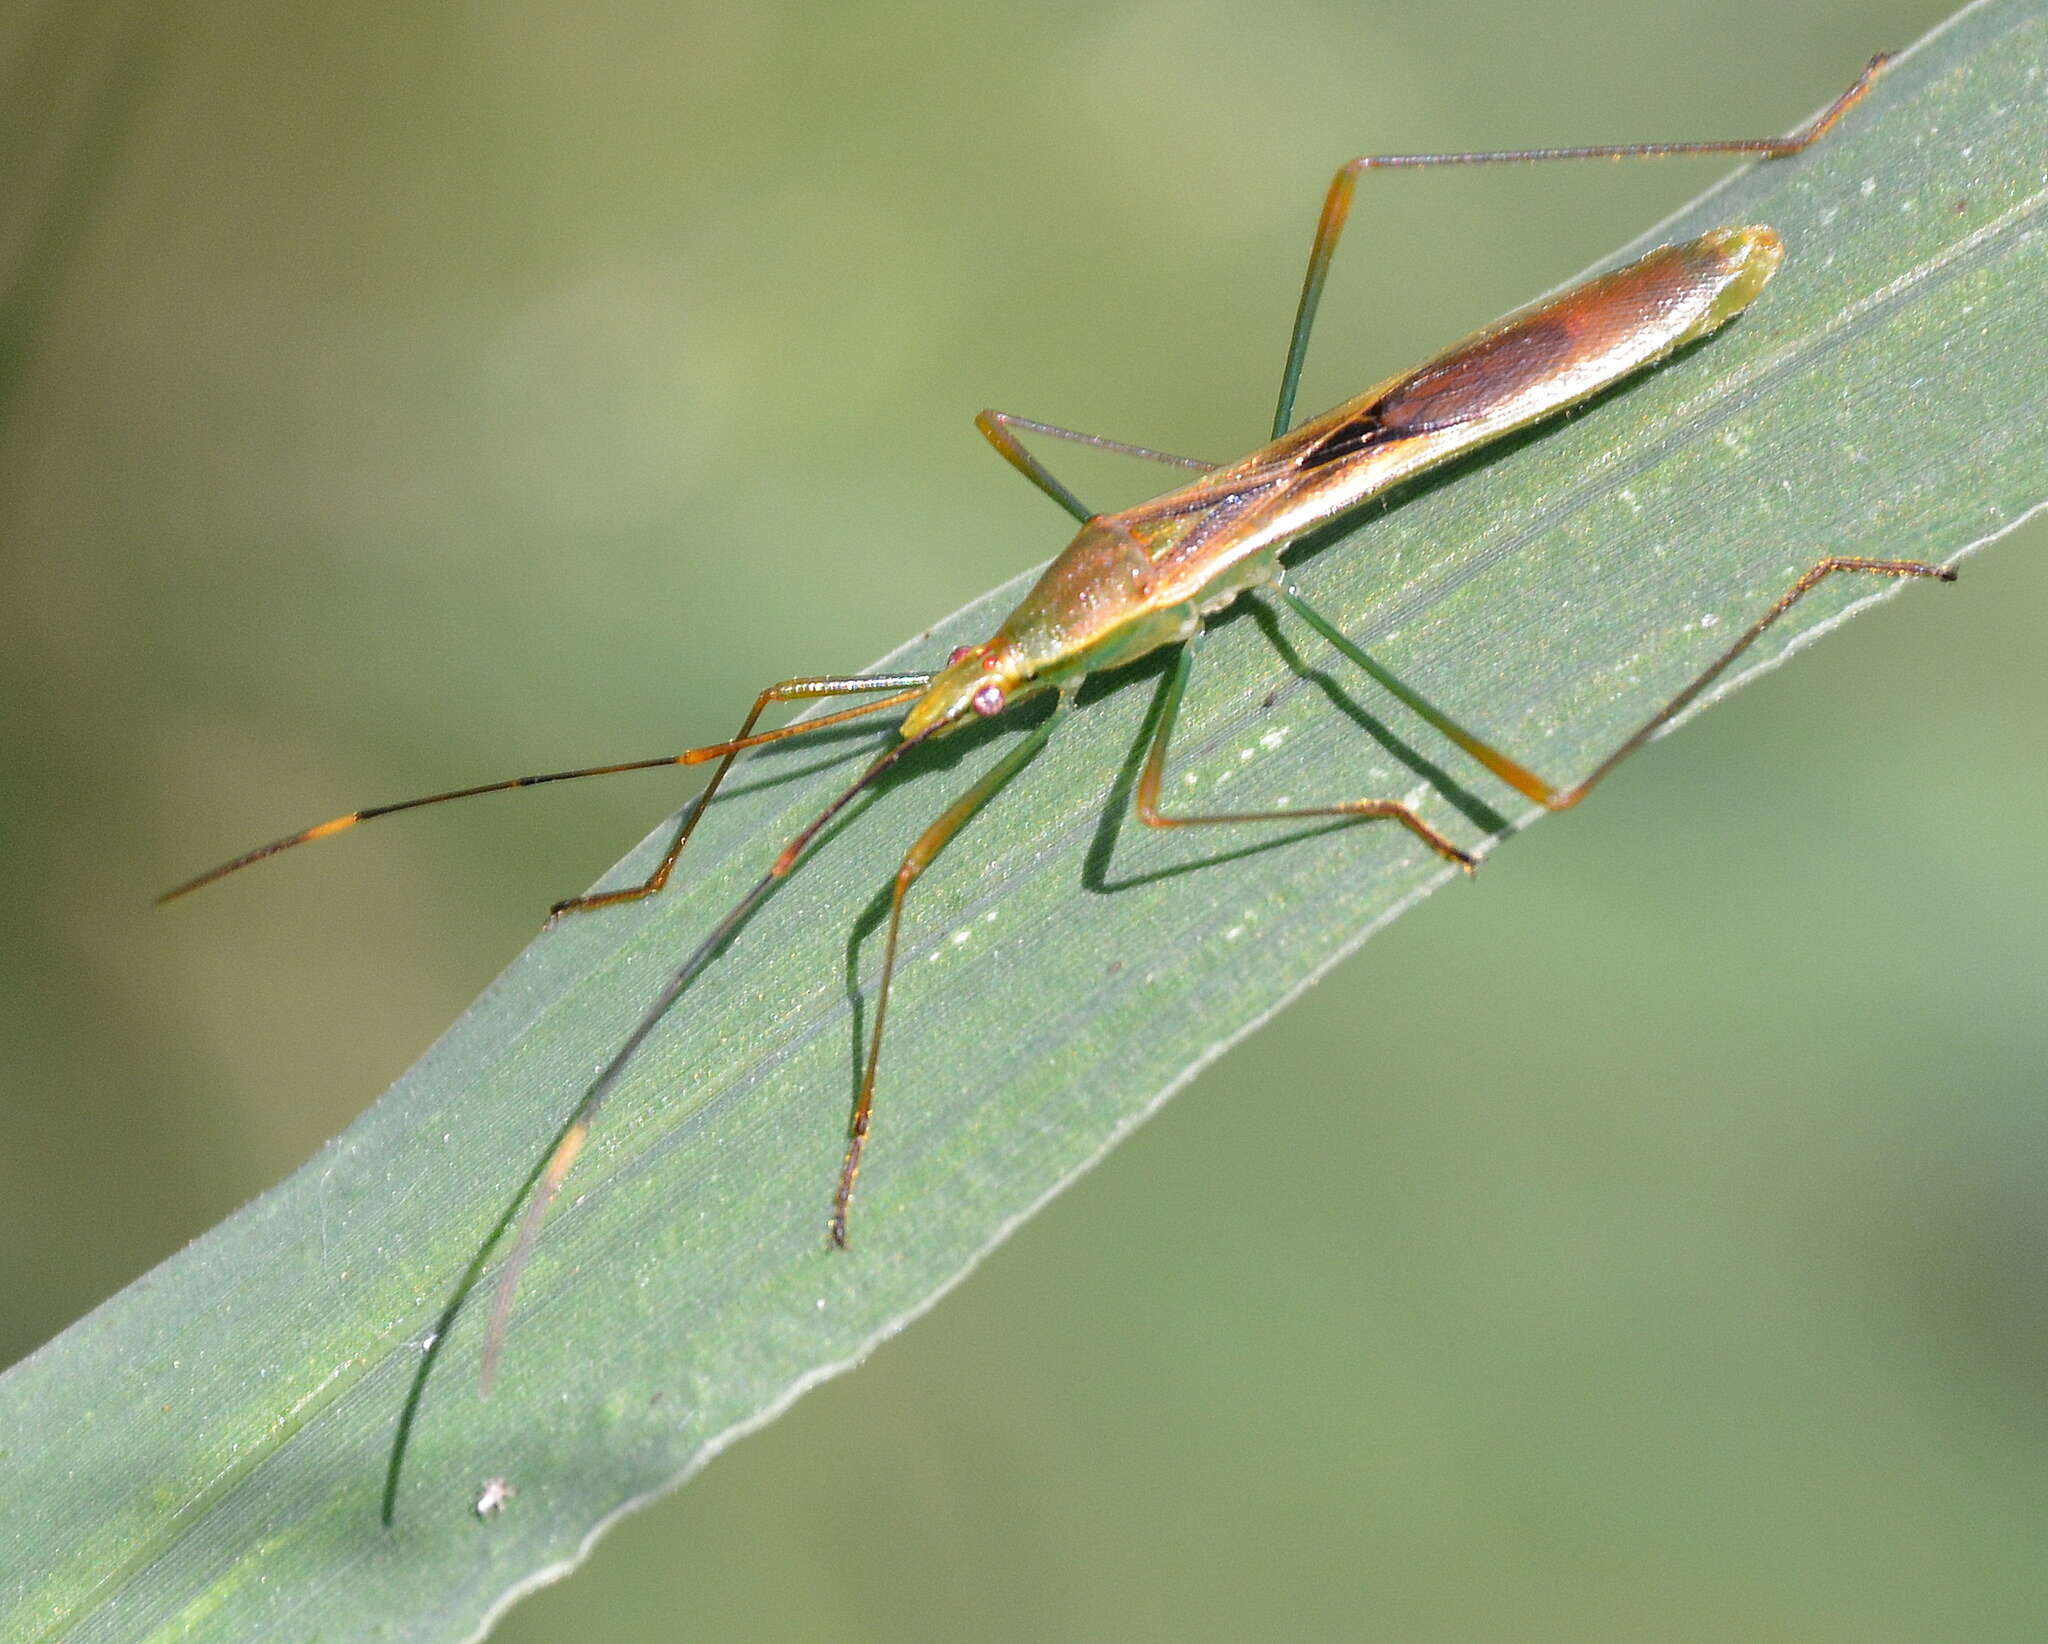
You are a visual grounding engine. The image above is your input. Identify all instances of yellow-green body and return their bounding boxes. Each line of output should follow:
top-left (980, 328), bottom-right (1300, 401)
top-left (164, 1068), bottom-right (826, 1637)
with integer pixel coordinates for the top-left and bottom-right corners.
top-left (158, 59), bottom-right (1933, 1457)
top-left (905, 225), bottom-right (1783, 739)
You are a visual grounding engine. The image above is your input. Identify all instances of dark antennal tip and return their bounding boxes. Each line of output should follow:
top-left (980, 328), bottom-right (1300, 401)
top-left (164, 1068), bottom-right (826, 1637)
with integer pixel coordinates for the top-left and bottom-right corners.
top-left (157, 855), bottom-right (261, 905)
top-left (157, 816), bottom-right (360, 905)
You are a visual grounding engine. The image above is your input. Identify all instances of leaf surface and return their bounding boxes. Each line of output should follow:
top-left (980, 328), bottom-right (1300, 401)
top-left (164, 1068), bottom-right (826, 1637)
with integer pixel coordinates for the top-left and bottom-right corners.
top-left (4, 3), bottom-right (2043, 1637)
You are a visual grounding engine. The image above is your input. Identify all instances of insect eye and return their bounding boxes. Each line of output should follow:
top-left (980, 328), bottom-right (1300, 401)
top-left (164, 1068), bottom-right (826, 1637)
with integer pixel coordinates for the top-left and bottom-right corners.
top-left (971, 682), bottom-right (1006, 717)
top-left (948, 645), bottom-right (975, 666)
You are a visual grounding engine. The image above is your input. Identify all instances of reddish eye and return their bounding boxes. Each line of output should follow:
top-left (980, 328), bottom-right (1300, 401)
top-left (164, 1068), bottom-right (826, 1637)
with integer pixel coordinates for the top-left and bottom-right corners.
top-left (971, 682), bottom-right (1006, 717)
top-left (948, 645), bottom-right (975, 666)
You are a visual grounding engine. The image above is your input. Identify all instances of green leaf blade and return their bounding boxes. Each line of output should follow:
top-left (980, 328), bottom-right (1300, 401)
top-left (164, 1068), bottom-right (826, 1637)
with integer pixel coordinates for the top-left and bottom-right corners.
top-left (6, 1), bottom-right (2045, 1637)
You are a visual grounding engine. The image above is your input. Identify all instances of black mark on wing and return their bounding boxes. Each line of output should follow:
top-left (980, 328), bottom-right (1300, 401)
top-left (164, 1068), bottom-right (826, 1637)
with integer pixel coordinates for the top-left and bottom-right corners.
top-left (1300, 314), bottom-right (1578, 470)
top-left (1298, 411), bottom-right (1385, 470)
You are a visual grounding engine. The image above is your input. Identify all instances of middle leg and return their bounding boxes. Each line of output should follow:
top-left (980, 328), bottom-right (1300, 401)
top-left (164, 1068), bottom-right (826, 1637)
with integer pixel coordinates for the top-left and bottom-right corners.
top-left (1134, 633), bottom-right (1475, 871)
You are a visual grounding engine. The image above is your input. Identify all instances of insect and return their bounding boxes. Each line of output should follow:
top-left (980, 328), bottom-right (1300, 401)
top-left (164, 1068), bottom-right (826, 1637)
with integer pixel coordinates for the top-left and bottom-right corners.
top-left (164, 55), bottom-right (1949, 1394)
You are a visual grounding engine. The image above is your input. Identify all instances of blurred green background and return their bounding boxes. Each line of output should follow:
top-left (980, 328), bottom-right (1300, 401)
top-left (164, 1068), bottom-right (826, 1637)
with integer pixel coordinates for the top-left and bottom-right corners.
top-left (4, 0), bottom-right (2044, 1637)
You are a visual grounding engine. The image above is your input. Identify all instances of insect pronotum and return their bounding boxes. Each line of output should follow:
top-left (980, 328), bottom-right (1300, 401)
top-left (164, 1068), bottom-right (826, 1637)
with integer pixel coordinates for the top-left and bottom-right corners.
top-left (165, 54), bottom-right (1949, 1412)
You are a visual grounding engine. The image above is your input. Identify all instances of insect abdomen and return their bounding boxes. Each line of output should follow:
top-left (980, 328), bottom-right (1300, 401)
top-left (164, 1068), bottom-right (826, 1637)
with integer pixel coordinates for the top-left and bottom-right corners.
top-left (1392, 226), bottom-right (1783, 436)
top-left (1305, 226), bottom-right (1785, 468)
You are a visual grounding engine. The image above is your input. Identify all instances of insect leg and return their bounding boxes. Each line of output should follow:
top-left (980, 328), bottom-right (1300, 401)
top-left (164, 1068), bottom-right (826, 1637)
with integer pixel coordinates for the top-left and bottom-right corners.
top-left (976, 409), bottom-right (1216, 525)
top-left (1270, 54), bottom-right (1890, 438)
top-left (1134, 634), bottom-right (1475, 870)
top-left (480, 727), bottom-right (939, 1391)
top-left (1282, 557), bottom-right (1955, 816)
top-left (831, 690), bottom-right (1073, 1246)
top-left (1524, 558), bottom-right (1957, 811)
top-left (1278, 587), bottom-right (1559, 804)
top-left (549, 674), bottom-right (927, 918)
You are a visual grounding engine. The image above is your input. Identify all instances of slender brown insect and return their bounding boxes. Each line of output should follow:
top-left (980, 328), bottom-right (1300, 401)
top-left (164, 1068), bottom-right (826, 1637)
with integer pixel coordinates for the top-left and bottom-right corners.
top-left (164, 55), bottom-right (1948, 1402)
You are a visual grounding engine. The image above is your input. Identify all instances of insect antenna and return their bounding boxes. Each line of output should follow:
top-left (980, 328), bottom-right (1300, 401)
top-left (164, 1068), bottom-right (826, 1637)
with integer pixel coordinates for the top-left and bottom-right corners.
top-left (157, 686), bottom-right (926, 904)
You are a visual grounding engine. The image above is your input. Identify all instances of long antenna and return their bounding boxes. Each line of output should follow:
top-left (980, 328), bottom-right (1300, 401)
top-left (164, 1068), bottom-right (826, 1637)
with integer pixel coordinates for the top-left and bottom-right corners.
top-left (157, 687), bottom-right (925, 903)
